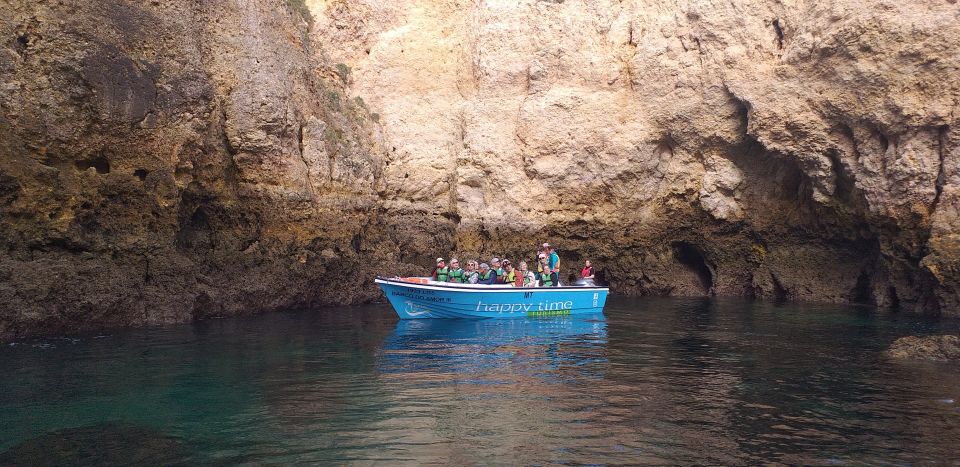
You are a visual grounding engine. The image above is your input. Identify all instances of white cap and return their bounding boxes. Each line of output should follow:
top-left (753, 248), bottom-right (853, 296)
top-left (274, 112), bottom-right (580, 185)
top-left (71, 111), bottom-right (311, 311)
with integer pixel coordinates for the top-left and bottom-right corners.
top-left (436, 257), bottom-right (444, 264)
top-left (491, 257), bottom-right (500, 263)
top-left (542, 242), bottom-right (551, 248)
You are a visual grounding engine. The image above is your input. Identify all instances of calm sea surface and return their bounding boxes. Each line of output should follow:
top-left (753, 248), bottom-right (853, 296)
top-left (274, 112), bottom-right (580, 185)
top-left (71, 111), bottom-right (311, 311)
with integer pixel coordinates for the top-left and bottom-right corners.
top-left (1, 297), bottom-right (959, 464)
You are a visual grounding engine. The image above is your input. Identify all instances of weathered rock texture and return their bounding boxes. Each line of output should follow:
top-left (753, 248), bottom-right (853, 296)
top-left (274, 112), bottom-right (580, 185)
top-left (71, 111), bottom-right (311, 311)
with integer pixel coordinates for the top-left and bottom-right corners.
top-left (888, 335), bottom-right (960, 363)
top-left (311, 0), bottom-right (960, 310)
top-left (0, 0), bottom-right (418, 340)
top-left (1, 0), bottom-right (959, 339)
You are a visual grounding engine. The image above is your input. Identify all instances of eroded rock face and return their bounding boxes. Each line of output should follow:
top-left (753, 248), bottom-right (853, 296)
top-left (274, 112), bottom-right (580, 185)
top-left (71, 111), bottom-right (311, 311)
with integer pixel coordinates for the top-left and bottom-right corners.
top-left (0, 0), bottom-right (959, 339)
top-left (888, 335), bottom-right (960, 363)
top-left (0, 0), bottom-right (421, 340)
top-left (311, 0), bottom-right (960, 312)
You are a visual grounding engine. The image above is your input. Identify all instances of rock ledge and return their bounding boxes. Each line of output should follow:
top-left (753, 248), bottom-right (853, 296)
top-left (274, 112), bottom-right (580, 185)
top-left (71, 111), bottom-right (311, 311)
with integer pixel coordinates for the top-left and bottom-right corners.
top-left (888, 335), bottom-right (960, 362)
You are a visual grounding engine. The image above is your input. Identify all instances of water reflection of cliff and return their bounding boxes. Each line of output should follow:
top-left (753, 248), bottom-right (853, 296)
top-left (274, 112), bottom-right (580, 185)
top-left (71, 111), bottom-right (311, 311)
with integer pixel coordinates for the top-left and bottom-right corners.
top-left (4, 299), bottom-right (958, 464)
top-left (600, 297), bottom-right (960, 464)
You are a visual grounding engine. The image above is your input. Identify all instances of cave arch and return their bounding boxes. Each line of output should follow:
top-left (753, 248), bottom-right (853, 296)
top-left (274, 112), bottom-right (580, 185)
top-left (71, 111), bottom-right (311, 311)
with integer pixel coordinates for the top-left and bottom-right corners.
top-left (671, 241), bottom-right (714, 295)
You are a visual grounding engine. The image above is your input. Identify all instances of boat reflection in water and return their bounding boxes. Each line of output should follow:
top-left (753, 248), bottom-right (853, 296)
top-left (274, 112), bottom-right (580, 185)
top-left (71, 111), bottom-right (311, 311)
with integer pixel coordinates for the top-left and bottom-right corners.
top-left (378, 314), bottom-right (608, 380)
top-left (362, 315), bottom-right (612, 463)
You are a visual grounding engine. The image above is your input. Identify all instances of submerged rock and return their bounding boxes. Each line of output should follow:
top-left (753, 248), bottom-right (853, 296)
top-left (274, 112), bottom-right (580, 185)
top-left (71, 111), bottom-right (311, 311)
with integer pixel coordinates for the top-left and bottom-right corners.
top-left (888, 335), bottom-right (960, 362)
top-left (0, 422), bottom-right (190, 465)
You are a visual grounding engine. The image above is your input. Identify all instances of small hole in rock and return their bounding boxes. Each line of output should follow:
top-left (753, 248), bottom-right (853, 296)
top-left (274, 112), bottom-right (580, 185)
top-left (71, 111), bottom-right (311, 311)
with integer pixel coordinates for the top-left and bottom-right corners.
top-left (134, 169), bottom-right (149, 181)
top-left (17, 34), bottom-right (29, 47)
top-left (75, 156), bottom-right (110, 174)
top-left (771, 19), bottom-right (784, 49)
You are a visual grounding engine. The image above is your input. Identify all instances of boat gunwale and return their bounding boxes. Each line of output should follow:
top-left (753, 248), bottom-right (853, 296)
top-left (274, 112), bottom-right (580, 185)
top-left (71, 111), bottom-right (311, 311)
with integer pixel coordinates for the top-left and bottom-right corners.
top-left (375, 276), bottom-right (609, 293)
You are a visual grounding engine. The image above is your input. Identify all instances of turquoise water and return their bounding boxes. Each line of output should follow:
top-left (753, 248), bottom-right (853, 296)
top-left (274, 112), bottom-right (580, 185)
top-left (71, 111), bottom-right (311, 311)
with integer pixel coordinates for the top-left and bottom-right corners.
top-left (1, 297), bottom-right (959, 464)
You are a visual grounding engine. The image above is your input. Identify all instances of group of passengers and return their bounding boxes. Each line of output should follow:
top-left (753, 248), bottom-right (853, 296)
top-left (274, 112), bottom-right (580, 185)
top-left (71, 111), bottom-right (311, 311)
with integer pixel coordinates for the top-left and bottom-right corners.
top-left (431, 243), bottom-right (563, 287)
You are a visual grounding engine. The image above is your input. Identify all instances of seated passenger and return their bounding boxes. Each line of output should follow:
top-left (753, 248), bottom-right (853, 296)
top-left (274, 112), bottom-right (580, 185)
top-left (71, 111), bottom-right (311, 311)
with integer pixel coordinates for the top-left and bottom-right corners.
top-left (447, 258), bottom-right (465, 283)
top-left (464, 260), bottom-right (479, 284)
top-left (518, 261), bottom-right (536, 287)
top-left (477, 263), bottom-right (498, 285)
top-left (502, 260), bottom-right (522, 287)
top-left (536, 253), bottom-right (547, 280)
top-left (431, 257), bottom-right (449, 282)
top-left (580, 260), bottom-right (594, 281)
top-left (490, 257), bottom-right (505, 283)
top-left (538, 256), bottom-right (553, 287)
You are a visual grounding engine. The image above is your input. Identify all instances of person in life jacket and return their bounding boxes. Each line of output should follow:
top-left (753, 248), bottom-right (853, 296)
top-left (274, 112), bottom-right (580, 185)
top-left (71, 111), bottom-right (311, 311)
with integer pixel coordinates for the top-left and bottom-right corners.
top-left (538, 255), bottom-right (553, 286)
top-left (490, 257), bottom-right (505, 283)
top-left (431, 257), bottom-right (449, 282)
top-left (464, 260), bottom-right (479, 284)
top-left (502, 260), bottom-right (523, 287)
top-left (518, 261), bottom-right (536, 287)
top-left (536, 253), bottom-right (547, 284)
top-left (447, 258), bottom-right (465, 283)
top-left (543, 243), bottom-right (560, 287)
top-left (580, 260), bottom-right (594, 281)
top-left (477, 262), bottom-right (498, 285)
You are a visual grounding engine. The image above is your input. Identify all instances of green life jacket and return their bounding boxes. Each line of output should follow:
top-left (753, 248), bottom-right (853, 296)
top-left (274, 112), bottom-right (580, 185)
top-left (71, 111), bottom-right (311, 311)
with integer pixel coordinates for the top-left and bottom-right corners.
top-left (479, 270), bottom-right (492, 281)
top-left (521, 271), bottom-right (534, 287)
top-left (448, 268), bottom-right (465, 283)
top-left (540, 271), bottom-right (553, 286)
top-left (504, 269), bottom-right (517, 285)
top-left (435, 266), bottom-right (449, 282)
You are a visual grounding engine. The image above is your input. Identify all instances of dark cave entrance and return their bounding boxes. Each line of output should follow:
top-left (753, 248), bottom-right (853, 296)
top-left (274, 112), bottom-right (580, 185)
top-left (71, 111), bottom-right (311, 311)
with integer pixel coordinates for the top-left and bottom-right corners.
top-left (852, 269), bottom-right (874, 305)
top-left (671, 241), bottom-right (714, 295)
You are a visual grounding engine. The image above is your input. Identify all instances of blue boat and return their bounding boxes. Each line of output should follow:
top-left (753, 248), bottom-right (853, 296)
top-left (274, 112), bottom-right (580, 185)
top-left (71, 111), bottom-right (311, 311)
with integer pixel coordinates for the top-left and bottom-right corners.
top-left (375, 276), bottom-right (609, 319)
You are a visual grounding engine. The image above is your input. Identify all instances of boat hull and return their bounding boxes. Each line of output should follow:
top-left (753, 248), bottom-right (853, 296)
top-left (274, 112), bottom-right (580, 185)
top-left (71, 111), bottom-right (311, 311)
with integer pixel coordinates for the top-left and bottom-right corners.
top-left (375, 277), bottom-right (609, 319)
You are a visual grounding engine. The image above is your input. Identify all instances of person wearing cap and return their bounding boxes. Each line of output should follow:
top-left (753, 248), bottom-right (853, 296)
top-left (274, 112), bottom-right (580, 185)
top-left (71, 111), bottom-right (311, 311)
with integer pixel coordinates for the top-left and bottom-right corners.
top-left (543, 243), bottom-right (560, 287)
top-left (447, 258), bottom-right (465, 283)
top-left (490, 257), bottom-right (504, 283)
top-left (431, 258), bottom-right (449, 282)
top-left (477, 262), bottom-right (497, 285)
top-left (502, 260), bottom-right (522, 287)
top-left (465, 260), bottom-right (480, 284)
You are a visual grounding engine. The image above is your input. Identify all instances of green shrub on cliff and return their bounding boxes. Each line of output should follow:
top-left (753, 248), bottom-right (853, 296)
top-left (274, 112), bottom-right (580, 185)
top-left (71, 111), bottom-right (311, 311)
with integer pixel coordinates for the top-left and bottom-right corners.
top-left (327, 90), bottom-right (341, 111)
top-left (336, 63), bottom-right (352, 83)
top-left (286, 0), bottom-right (313, 25)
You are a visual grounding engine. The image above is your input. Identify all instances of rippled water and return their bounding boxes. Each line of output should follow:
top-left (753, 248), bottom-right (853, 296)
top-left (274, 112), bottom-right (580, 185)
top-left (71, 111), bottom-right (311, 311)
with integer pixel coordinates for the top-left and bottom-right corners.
top-left (1, 297), bottom-right (959, 464)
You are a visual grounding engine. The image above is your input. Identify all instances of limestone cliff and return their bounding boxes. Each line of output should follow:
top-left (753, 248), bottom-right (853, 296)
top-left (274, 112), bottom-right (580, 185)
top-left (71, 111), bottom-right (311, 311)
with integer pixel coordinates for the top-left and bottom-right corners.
top-left (0, 0), bottom-right (413, 339)
top-left (0, 0), bottom-right (958, 339)
top-left (311, 0), bottom-right (960, 311)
